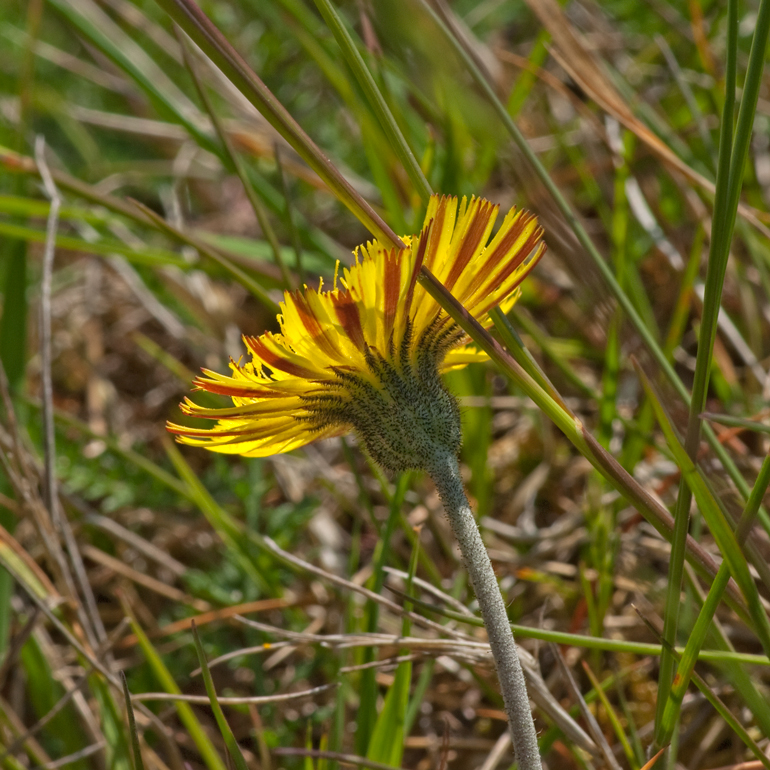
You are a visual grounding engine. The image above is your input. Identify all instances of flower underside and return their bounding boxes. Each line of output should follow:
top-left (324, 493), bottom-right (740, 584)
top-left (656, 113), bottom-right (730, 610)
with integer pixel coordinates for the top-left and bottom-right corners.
top-left (167, 194), bottom-right (545, 466)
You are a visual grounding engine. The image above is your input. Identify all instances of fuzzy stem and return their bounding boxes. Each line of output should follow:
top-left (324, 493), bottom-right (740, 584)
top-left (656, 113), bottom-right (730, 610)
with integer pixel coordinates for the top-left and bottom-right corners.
top-left (429, 451), bottom-right (541, 770)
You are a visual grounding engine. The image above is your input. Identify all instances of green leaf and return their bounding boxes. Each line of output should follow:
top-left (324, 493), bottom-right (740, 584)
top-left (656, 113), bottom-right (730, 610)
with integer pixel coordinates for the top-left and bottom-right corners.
top-left (91, 674), bottom-right (132, 770)
top-left (701, 413), bottom-right (770, 435)
top-left (366, 506), bottom-right (419, 767)
top-left (417, 268), bottom-right (750, 618)
top-left (356, 473), bottom-right (409, 755)
top-left (21, 636), bottom-right (89, 770)
top-left (658, 454), bottom-right (770, 743)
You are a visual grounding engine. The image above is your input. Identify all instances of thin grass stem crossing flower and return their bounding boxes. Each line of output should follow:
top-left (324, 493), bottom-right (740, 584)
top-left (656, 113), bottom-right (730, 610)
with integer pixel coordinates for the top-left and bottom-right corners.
top-left (168, 194), bottom-right (546, 769)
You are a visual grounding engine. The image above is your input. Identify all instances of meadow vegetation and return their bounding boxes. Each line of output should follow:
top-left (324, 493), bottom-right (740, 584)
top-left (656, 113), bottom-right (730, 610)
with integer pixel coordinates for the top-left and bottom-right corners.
top-left (1, 0), bottom-right (770, 769)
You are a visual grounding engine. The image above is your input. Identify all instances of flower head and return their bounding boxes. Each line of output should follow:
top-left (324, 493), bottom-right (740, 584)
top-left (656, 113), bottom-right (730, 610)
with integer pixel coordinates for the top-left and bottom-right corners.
top-left (167, 195), bottom-right (545, 471)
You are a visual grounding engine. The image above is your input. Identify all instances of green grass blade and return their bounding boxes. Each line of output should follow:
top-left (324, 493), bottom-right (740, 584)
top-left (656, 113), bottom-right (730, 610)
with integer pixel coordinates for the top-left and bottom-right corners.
top-left (663, 226), bottom-right (704, 359)
top-left (0, 194), bottom-right (137, 227)
top-left (20, 396), bottom-right (191, 499)
top-left (178, 34), bottom-right (294, 290)
top-left (658, 453), bottom-right (770, 743)
top-left (701, 413), bottom-right (770, 435)
top-left (599, 128), bottom-right (632, 446)
top-left (356, 473), bottom-right (409, 755)
top-left (506, 29), bottom-right (550, 118)
top-left (46, 0), bottom-right (209, 147)
top-left (415, 0), bottom-right (677, 390)
top-left (508, 308), bottom-right (599, 400)
top-left (20, 636), bottom-right (88, 770)
top-left (120, 600), bottom-right (228, 770)
top-left (366, 658), bottom-right (411, 768)
top-left (259, 1), bottom-right (407, 232)
top-left (639, 369), bottom-right (770, 660)
top-left (0, 145), bottom-right (338, 270)
top-left (90, 674), bottom-right (132, 770)
top-left (581, 661), bottom-right (637, 770)
top-left (667, 4), bottom-right (770, 706)
top-left (403, 659), bottom-right (434, 738)
top-left (653, 454), bottom-right (694, 742)
top-left (153, 0), bottom-right (403, 248)
top-left (129, 200), bottom-right (278, 311)
top-left (312, 0), bottom-right (432, 202)
top-left (121, 673), bottom-right (146, 770)
top-left (274, 147), bottom-right (305, 283)
top-left (445, 365), bottom-right (493, 517)
top-left (724, 0), bottom-right (770, 247)
top-left (0, 220), bottom-right (187, 267)
top-left (658, 0), bottom-right (737, 738)
top-left (638, 612), bottom-right (770, 770)
top-left (388, 562), bottom-right (769, 666)
top-left (685, 668), bottom-right (770, 770)
top-left (0, 239), bottom-right (27, 392)
top-left (683, 565), bottom-right (770, 741)
top-left (366, 514), bottom-right (420, 767)
top-left (190, 623), bottom-right (250, 770)
top-left (489, 307), bottom-right (560, 403)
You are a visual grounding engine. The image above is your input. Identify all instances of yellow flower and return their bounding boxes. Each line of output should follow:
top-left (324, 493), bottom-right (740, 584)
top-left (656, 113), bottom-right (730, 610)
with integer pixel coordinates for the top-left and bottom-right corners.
top-left (167, 194), bottom-right (545, 470)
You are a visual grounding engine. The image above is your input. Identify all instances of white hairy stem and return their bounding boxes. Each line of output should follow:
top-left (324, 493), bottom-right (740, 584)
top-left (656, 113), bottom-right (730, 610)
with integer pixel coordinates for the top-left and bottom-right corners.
top-left (429, 451), bottom-right (541, 770)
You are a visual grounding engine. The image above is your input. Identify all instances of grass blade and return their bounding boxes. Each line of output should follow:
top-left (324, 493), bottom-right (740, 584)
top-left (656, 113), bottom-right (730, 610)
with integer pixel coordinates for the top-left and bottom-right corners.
top-left (163, 437), bottom-right (272, 594)
top-left (581, 661), bottom-right (637, 769)
top-left (120, 673), bottom-right (146, 770)
top-left (637, 609), bottom-right (770, 770)
top-left (638, 368), bottom-right (770, 661)
top-left (312, 0), bottom-right (432, 202)
top-left (46, 0), bottom-right (208, 146)
top-left (0, 145), bottom-right (337, 270)
top-left (152, 0), bottom-right (403, 248)
top-left (701, 413), bottom-right (770, 435)
top-left (120, 596), bottom-right (228, 770)
top-left (189, 622), bottom-right (250, 770)
top-left (0, 219), bottom-right (188, 267)
top-left (366, 514), bottom-right (419, 767)
top-left (365, 654), bottom-right (411, 768)
top-left (356, 473), bottom-right (409, 755)
top-left (658, 453), bottom-right (770, 743)
top-left (0, 240), bottom-right (27, 392)
top-left (128, 199), bottom-right (279, 310)
top-left (178, 32), bottom-right (294, 290)
top-left (656, 0), bottom-right (737, 739)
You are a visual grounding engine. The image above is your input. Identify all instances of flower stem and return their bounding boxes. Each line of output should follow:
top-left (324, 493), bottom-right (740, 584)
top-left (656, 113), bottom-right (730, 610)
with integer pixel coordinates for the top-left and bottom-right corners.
top-left (429, 452), bottom-right (541, 770)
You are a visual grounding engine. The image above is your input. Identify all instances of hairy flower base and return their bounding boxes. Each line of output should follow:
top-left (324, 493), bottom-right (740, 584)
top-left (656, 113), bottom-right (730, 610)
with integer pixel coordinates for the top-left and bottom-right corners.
top-left (301, 320), bottom-right (462, 473)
